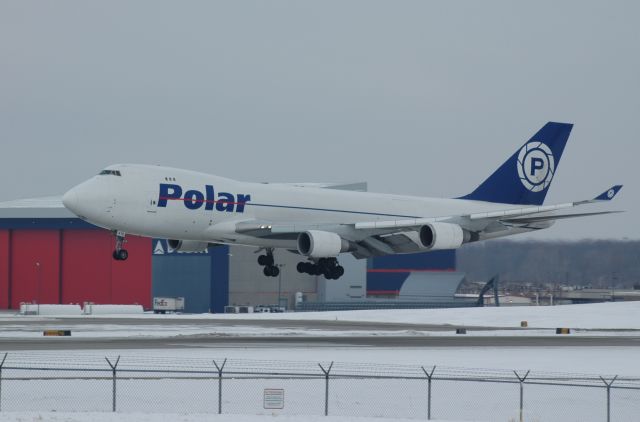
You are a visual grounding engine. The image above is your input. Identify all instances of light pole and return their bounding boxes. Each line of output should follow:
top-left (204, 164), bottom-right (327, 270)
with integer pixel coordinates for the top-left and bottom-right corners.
top-left (276, 264), bottom-right (285, 310)
top-left (35, 262), bottom-right (41, 315)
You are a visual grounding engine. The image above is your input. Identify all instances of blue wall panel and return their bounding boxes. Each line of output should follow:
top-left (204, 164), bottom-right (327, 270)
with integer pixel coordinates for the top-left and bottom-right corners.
top-left (152, 255), bottom-right (211, 313)
top-left (210, 245), bottom-right (230, 313)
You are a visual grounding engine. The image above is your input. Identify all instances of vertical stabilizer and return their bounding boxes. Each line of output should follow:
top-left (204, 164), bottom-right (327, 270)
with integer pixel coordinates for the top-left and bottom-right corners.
top-left (461, 122), bottom-right (573, 205)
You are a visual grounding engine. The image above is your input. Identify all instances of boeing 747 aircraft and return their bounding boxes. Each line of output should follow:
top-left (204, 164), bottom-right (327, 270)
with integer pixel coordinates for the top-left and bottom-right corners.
top-left (62, 122), bottom-right (622, 280)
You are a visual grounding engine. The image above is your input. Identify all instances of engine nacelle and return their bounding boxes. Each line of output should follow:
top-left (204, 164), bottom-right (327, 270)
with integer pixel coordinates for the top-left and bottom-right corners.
top-left (419, 222), bottom-right (466, 250)
top-left (167, 239), bottom-right (209, 253)
top-left (297, 230), bottom-right (350, 258)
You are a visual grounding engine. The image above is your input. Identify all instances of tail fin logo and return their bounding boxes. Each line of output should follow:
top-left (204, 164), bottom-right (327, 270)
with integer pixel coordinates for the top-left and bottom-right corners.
top-left (517, 142), bottom-right (555, 192)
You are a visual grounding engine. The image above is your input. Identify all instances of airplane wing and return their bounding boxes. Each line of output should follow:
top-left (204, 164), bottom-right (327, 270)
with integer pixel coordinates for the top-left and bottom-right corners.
top-left (235, 185), bottom-right (623, 258)
top-left (500, 210), bottom-right (622, 225)
top-left (353, 185), bottom-right (623, 230)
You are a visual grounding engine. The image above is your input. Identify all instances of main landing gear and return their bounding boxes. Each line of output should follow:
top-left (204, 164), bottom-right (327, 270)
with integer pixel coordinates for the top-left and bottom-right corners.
top-left (297, 258), bottom-right (344, 280)
top-left (257, 249), bottom-right (279, 277)
top-left (112, 231), bottom-right (129, 261)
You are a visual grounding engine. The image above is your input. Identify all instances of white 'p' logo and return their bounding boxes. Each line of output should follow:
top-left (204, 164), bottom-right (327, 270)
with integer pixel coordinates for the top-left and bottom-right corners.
top-left (517, 142), bottom-right (555, 192)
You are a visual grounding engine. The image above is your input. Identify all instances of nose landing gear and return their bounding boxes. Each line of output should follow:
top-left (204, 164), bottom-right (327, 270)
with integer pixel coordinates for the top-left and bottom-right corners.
top-left (112, 231), bottom-right (129, 261)
top-left (297, 258), bottom-right (344, 280)
top-left (257, 249), bottom-right (279, 277)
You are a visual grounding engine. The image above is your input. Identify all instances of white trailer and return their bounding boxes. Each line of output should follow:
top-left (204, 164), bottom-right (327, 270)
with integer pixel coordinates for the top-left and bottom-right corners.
top-left (153, 297), bottom-right (185, 314)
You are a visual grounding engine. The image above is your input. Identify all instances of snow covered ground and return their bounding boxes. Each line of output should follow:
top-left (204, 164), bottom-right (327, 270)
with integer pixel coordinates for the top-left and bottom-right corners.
top-left (1, 302), bottom-right (639, 421)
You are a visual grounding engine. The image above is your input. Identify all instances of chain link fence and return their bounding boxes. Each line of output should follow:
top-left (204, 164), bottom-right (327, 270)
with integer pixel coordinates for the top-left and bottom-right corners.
top-left (0, 352), bottom-right (638, 421)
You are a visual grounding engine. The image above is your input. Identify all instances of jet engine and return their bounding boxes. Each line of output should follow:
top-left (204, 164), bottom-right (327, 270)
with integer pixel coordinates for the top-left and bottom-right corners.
top-left (418, 222), bottom-right (467, 250)
top-left (167, 239), bottom-right (209, 252)
top-left (297, 230), bottom-right (350, 258)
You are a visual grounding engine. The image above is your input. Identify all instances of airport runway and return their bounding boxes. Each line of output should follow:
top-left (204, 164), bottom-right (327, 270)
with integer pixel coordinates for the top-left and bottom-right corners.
top-left (1, 317), bottom-right (639, 350)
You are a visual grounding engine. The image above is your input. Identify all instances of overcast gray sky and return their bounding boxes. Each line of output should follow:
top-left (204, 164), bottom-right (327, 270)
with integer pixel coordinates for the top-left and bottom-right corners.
top-left (1, 1), bottom-right (638, 240)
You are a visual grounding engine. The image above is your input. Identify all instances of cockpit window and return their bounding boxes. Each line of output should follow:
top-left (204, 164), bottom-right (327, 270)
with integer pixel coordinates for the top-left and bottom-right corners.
top-left (99, 170), bottom-right (122, 176)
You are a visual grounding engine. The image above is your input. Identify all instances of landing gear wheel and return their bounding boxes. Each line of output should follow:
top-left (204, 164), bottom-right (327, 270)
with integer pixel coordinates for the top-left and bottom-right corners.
top-left (117, 249), bottom-right (129, 261)
top-left (112, 230), bottom-right (128, 261)
top-left (263, 265), bottom-right (279, 277)
top-left (258, 249), bottom-right (279, 277)
top-left (296, 259), bottom-right (344, 279)
top-left (297, 262), bottom-right (306, 273)
top-left (258, 254), bottom-right (274, 266)
top-left (323, 268), bottom-right (336, 280)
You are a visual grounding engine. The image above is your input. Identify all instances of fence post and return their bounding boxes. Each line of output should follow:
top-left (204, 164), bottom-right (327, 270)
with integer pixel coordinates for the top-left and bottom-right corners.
top-left (0, 353), bottom-right (7, 411)
top-left (105, 356), bottom-right (120, 412)
top-left (422, 366), bottom-right (436, 420)
top-left (599, 375), bottom-right (618, 422)
top-left (213, 359), bottom-right (227, 415)
top-left (514, 370), bottom-right (530, 422)
top-left (318, 362), bottom-right (333, 416)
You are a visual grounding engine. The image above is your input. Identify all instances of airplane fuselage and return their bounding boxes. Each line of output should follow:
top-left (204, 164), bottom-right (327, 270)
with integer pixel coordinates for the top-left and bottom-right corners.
top-left (64, 163), bottom-right (524, 250)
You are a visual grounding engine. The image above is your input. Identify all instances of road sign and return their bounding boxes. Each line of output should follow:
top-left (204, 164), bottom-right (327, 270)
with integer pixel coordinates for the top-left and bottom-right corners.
top-left (263, 388), bottom-right (284, 409)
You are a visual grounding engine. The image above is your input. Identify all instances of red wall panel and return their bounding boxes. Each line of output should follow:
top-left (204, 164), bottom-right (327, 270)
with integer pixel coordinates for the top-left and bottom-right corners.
top-left (61, 230), bottom-right (113, 305)
top-left (10, 230), bottom-right (61, 309)
top-left (110, 235), bottom-right (152, 308)
top-left (0, 230), bottom-right (10, 308)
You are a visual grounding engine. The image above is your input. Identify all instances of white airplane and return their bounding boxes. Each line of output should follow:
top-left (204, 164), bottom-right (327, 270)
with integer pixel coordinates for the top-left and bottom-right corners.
top-left (62, 122), bottom-right (622, 280)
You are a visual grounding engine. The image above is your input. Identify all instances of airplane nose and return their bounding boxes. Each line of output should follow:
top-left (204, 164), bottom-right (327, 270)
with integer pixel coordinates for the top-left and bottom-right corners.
top-left (62, 178), bottom-right (113, 222)
top-left (62, 188), bottom-right (79, 213)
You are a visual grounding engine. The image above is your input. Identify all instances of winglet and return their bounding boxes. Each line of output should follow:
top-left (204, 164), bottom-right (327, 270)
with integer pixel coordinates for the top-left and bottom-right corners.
top-left (593, 185), bottom-right (623, 201)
